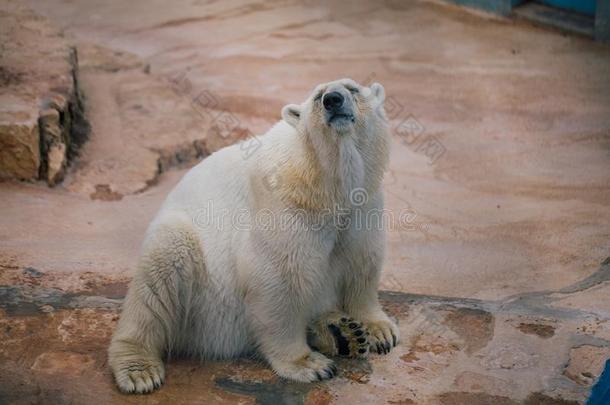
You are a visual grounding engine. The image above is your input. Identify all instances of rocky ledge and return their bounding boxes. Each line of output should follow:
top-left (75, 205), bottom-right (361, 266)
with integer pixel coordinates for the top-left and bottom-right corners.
top-left (0, 1), bottom-right (89, 186)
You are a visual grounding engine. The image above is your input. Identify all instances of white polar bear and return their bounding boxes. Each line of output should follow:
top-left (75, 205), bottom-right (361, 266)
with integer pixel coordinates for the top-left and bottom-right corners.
top-left (108, 78), bottom-right (399, 394)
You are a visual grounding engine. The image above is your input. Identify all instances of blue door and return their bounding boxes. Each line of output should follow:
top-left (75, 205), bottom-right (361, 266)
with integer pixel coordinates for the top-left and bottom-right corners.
top-left (540, 0), bottom-right (596, 16)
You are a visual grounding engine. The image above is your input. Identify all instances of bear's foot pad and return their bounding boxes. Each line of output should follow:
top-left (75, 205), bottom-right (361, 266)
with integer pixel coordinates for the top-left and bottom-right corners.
top-left (308, 312), bottom-right (369, 359)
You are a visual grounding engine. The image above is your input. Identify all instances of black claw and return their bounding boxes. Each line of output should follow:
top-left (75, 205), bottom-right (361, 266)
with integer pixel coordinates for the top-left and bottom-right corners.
top-left (357, 337), bottom-right (366, 343)
top-left (392, 334), bottom-right (397, 347)
top-left (376, 344), bottom-right (382, 354)
top-left (315, 371), bottom-right (323, 381)
top-left (348, 322), bottom-right (358, 329)
top-left (358, 348), bottom-right (367, 354)
top-left (329, 365), bottom-right (337, 376)
top-left (340, 317), bottom-right (348, 322)
top-left (385, 342), bottom-right (391, 351)
top-left (354, 329), bottom-right (364, 337)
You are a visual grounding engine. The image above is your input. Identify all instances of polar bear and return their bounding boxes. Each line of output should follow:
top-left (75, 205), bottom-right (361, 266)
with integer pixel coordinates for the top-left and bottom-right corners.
top-left (108, 78), bottom-right (399, 394)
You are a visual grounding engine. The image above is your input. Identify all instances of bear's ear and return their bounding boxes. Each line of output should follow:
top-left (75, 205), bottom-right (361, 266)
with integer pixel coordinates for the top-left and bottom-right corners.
top-left (282, 104), bottom-right (301, 128)
top-left (370, 82), bottom-right (385, 103)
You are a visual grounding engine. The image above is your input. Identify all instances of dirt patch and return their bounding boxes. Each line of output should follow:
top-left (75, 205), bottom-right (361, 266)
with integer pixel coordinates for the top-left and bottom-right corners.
top-left (77, 43), bottom-right (146, 73)
top-left (453, 371), bottom-right (517, 395)
top-left (215, 376), bottom-right (313, 404)
top-left (0, 362), bottom-right (83, 405)
top-left (342, 369), bottom-right (370, 384)
top-left (378, 290), bottom-right (411, 317)
top-left (31, 351), bottom-right (96, 375)
top-left (0, 66), bottom-right (23, 87)
top-left (0, 302), bottom-right (281, 404)
top-left (305, 387), bottom-right (334, 405)
top-left (400, 351), bottom-right (420, 363)
top-left (436, 391), bottom-right (518, 405)
top-left (523, 392), bottom-right (579, 404)
top-left (405, 333), bottom-right (460, 360)
top-left (517, 322), bottom-right (556, 338)
top-left (90, 184), bottom-right (123, 201)
top-left (88, 281), bottom-right (128, 299)
top-left (399, 332), bottom-right (461, 378)
top-left (335, 357), bottom-right (372, 384)
top-left (443, 307), bottom-right (495, 354)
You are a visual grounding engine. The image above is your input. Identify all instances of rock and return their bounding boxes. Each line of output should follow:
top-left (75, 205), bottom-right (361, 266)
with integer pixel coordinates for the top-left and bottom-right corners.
top-left (563, 345), bottom-right (610, 386)
top-left (0, 97), bottom-right (40, 180)
top-left (46, 143), bottom-right (67, 186)
top-left (23, 267), bottom-right (44, 278)
top-left (31, 351), bottom-right (95, 375)
top-left (0, 1), bottom-right (89, 185)
top-left (61, 51), bottom-right (227, 198)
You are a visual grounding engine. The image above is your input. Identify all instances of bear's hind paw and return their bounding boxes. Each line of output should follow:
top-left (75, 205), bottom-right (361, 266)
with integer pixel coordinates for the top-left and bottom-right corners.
top-left (308, 312), bottom-right (370, 359)
top-left (329, 316), bottom-right (369, 358)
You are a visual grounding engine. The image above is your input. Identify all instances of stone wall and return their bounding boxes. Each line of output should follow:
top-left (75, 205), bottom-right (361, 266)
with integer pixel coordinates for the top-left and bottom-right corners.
top-left (0, 1), bottom-right (88, 185)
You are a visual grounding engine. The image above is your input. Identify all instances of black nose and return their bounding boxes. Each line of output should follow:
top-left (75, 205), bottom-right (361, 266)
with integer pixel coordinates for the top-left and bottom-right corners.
top-left (323, 91), bottom-right (344, 111)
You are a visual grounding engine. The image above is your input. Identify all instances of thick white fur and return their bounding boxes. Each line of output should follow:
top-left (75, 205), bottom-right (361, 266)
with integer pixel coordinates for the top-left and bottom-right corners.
top-left (108, 78), bottom-right (399, 393)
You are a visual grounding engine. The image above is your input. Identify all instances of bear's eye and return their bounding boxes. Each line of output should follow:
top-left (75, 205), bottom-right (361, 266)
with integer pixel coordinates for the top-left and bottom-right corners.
top-left (346, 86), bottom-right (359, 95)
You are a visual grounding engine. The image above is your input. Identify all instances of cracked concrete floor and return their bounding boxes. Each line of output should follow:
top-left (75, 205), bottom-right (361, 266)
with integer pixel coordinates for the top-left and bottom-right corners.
top-left (1, 0), bottom-right (610, 403)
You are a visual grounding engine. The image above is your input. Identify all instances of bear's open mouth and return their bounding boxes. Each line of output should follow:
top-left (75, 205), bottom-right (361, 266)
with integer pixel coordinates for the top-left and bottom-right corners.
top-left (328, 113), bottom-right (355, 125)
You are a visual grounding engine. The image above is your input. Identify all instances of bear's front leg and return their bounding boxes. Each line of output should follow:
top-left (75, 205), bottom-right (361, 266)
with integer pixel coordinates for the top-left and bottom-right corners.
top-left (343, 273), bottom-right (399, 355)
top-left (345, 290), bottom-right (399, 355)
top-left (339, 223), bottom-right (400, 355)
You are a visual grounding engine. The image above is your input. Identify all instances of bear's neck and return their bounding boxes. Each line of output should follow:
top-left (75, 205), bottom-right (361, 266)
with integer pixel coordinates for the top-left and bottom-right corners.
top-left (277, 128), bottom-right (388, 211)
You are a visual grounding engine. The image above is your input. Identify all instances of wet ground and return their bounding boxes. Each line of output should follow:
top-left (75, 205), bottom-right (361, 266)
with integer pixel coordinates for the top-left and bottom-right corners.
top-left (1, 0), bottom-right (610, 403)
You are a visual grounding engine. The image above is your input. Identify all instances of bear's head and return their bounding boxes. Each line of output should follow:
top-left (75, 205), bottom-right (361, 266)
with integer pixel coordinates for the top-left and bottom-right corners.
top-left (281, 78), bottom-right (387, 139)
top-left (280, 79), bottom-right (390, 201)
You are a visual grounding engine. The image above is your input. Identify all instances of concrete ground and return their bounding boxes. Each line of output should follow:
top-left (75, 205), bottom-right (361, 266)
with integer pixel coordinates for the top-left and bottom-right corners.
top-left (1, 0), bottom-right (610, 403)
